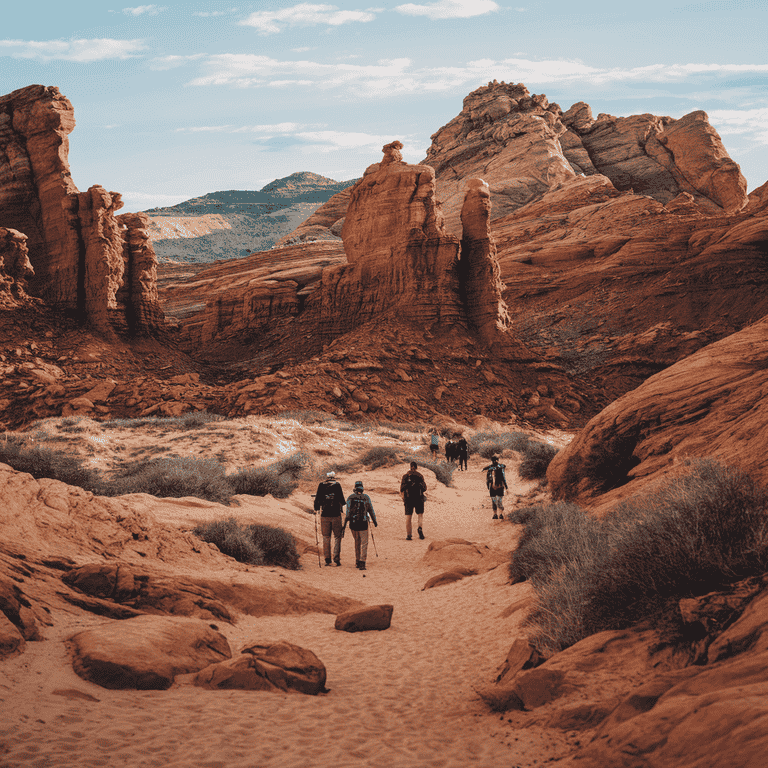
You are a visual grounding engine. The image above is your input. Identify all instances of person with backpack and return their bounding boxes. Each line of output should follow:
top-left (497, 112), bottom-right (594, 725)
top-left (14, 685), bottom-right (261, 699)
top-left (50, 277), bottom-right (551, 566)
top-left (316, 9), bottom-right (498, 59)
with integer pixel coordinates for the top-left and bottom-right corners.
top-left (445, 438), bottom-right (456, 464)
top-left (343, 481), bottom-right (378, 570)
top-left (457, 435), bottom-right (469, 471)
top-left (313, 471), bottom-right (346, 566)
top-left (429, 431), bottom-right (439, 459)
top-left (482, 456), bottom-right (508, 519)
top-left (400, 461), bottom-right (427, 540)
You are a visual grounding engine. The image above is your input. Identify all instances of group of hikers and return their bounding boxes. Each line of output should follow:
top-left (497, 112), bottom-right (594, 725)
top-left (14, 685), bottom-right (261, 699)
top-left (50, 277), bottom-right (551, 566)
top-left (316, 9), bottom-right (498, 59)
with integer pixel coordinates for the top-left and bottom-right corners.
top-left (312, 452), bottom-right (510, 570)
top-left (429, 432), bottom-right (469, 471)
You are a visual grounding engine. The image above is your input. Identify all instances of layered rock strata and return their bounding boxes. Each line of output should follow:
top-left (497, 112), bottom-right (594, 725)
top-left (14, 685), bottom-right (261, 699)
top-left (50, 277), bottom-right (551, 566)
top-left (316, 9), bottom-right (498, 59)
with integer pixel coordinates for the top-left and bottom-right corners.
top-left (0, 85), bottom-right (162, 332)
top-left (0, 227), bottom-right (33, 308)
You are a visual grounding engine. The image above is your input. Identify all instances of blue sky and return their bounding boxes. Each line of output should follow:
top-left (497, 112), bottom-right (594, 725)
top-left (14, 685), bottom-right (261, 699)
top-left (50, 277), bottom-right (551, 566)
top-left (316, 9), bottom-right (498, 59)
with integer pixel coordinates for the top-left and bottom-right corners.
top-left (2, 1), bottom-right (767, 211)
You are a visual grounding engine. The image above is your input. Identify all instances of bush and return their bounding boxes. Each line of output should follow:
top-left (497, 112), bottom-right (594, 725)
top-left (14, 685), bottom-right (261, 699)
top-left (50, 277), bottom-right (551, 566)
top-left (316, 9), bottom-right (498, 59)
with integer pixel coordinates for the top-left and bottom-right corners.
top-left (193, 518), bottom-right (265, 565)
top-left (359, 445), bottom-right (401, 469)
top-left (247, 523), bottom-right (301, 569)
top-left (193, 518), bottom-right (300, 569)
top-left (517, 460), bottom-right (768, 656)
top-left (468, 430), bottom-right (531, 460)
top-left (103, 455), bottom-right (232, 503)
top-left (519, 441), bottom-right (559, 480)
top-left (101, 412), bottom-right (226, 430)
top-left (0, 436), bottom-right (102, 491)
top-left (402, 455), bottom-right (456, 487)
top-left (230, 451), bottom-right (309, 499)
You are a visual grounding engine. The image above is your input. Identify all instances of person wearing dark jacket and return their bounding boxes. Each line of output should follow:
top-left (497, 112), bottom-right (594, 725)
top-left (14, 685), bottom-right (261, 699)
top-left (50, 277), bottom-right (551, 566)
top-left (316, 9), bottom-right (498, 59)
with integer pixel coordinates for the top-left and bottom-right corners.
top-left (400, 461), bottom-right (427, 540)
top-left (313, 471), bottom-right (346, 565)
top-left (457, 436), bottom-right (469, 471)
top-left (482, 456), bottom-right (508, 519)
top-left (343, 481), bottom-right (378, 570)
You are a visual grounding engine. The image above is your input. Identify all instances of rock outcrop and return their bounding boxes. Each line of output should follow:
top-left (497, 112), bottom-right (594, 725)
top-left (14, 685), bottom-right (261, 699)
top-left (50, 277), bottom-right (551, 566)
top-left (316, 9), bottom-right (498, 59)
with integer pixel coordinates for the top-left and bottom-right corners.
top-left (547, 314), bottom-right (768, 506)
top-left (0, 85), bottom-right (163, 332)
top-left (0, 227), bottom-right (33, 308)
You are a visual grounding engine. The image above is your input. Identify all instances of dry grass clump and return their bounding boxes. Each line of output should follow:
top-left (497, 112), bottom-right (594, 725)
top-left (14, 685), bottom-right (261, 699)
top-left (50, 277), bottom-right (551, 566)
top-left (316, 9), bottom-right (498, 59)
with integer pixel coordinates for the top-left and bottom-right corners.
top-left (511, 460), bottom-right (768, 656)
top-left (0, 434), bottom-right (102, 491)
top-left (468, 430), bottom-right (558, 480)
top-left (104, 455), bottom-right (232, 503)
top-left (519, 442), bottom-right (559, 481)
top-left (102, 412), bottom-right (226, 430)
top-left (192, 518), bottom-right (300, 569)
top-left (230, 451), bottom-right (310, 499)
top-left (359, 445), bottom-right (401, 469)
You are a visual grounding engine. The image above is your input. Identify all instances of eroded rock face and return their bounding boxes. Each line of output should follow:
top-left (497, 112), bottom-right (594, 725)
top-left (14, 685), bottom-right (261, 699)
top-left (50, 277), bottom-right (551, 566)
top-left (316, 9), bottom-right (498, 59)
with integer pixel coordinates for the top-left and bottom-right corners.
top-left (0, 84), bottom-right (163, 332)
top-left (0, 227), bottom-right (33, 307)
top-left (547, 315), bottom-right (768, 505)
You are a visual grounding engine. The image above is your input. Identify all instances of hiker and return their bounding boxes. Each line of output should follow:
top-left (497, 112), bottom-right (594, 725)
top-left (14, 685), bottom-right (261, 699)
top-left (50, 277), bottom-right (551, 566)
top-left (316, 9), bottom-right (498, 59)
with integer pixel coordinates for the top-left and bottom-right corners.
top-left (343, 480), bottom-right (378, 570)
top-left (313, 471), bottom-right (346, 565)
top-left (457, 435), bottom-right (469, 471)
top-left (429, 431), bottom-right (439, 459)
top-left (482, 456), bottom-right (508, 519)
top-left (445, 438), bottom-right (456, 464)
top-left (400, 461), bottom-right (427, 540)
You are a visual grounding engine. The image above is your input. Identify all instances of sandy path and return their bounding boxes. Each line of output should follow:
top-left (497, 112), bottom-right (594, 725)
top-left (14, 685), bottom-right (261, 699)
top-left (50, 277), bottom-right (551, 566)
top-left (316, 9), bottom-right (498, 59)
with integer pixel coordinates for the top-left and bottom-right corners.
top-left (0, 463), bottom-right (573, 767)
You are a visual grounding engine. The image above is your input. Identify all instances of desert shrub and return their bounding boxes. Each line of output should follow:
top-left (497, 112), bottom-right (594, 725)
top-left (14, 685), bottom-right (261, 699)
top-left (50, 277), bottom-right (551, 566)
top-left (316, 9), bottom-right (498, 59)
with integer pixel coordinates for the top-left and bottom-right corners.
top-left (519, 441), bottom-right (559, 480)
top-left (359, 445), bottom-right (400, 469)
top-left (276, 410), bottom-right (334, 425)
top-left (0, 436), bottom-right (102, 491)
top-left (57, 417), bottom-right (89, 434)
top-left (193, 518), bottom-right (265, 565)
top-left (519, 460), bottom-right (768, 656)
top-left (230, 451), bottom-right (309, 499)
top-left (247, 523), bottom-right (301, 570)
top-left (102, 411), bottom-right (226, 430)
top-left (469, 430), bottom-right (531, 460)
top-left (378, 421), bottom-right (428, 434)
top-left (103, 455), bottom-right (232, 503)
top-left (316, 461), bottom-right (356, 479)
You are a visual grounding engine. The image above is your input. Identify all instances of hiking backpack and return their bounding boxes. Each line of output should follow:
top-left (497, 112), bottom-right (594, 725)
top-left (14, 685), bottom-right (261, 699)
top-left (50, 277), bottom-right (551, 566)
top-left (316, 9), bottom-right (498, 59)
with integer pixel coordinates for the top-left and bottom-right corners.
top-left (348, 495), bottom-right (368, 527)
top-left (487, 465), bottom-right (505, 489)
top-left (402, 472), bottom-right (423, 499)
top-left (321, 482), bottom-right (339, 513)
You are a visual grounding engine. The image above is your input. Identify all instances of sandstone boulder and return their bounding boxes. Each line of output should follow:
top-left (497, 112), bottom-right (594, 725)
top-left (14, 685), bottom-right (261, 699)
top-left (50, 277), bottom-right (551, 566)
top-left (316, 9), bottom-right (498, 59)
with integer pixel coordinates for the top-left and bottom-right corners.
top-left (422, 567), bottom-right (477, 590)
top-left (335, 604), bottom-right (393, 632)
top-left (422, 539), bottom-right (508, 572)
top-left (194, 640), bottom-right (327, 695)
top-left (0, 228), bottom-right (33, 308)
top-left (69, 615), bottom-right (231, 690)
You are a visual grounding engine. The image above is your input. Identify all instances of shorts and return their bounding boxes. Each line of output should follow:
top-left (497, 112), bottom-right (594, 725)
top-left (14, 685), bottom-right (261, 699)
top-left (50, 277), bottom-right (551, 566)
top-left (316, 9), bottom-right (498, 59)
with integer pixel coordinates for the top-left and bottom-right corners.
top-left (489, 486), bottom-right (505, 498)
top-left (404, 498), bottom-right (424, 516)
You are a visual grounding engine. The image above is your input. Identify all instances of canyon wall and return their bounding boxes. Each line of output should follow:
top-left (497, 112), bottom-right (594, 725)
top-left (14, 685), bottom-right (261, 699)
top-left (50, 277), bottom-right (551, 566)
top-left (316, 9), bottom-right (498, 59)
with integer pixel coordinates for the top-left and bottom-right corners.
top-left (0, 84), bottom-right (163, 333)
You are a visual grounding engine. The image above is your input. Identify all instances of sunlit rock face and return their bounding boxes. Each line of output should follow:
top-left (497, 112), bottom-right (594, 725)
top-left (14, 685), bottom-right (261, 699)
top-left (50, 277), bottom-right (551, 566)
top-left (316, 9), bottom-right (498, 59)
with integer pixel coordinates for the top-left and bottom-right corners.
top-left (0, 84), bottom-right (163, 332)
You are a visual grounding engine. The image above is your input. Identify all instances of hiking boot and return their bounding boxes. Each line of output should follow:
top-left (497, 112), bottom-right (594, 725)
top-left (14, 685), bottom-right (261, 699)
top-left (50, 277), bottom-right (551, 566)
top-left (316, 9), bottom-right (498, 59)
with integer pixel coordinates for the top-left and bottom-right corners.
top-left (499, 513), bottom-right (504, 520)
top-left (355, 560), bottom-right (361, 569)
top-left (418, 527), bottom-right (424, 540)
top-left (406, 535), bottom-right (412, 540)
top-left (325, 558), bottom-right (332, 565)
top-left (492, 514), bottom-right (498, 520)
top-left (333, 557), bottom-right (341, 566)
top-left (359, 562), bottom-right (366, 570)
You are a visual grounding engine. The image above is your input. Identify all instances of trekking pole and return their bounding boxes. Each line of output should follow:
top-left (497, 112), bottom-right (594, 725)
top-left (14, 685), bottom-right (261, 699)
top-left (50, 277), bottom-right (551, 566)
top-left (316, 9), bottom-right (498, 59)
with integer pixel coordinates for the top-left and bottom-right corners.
top-left (313, 510), bottom-right (322, 567)
top-left (369, 526), bottom-right (379, 557)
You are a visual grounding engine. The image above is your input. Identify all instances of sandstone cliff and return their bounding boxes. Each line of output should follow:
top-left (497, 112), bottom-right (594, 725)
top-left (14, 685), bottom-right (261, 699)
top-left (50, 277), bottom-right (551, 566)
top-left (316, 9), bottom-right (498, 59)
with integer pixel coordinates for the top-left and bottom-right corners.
top-left (0, 228), bottom-right (34, 309)
top-left (0, 84), bottom-right (163, 333)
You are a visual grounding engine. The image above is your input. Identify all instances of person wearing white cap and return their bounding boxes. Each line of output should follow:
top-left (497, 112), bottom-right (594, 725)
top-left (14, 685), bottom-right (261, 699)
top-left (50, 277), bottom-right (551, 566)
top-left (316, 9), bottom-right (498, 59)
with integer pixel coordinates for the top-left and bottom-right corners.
top-left (313, 471), bottom-right (346, 565)
top-left (343, 481), bottom-right (377, 570)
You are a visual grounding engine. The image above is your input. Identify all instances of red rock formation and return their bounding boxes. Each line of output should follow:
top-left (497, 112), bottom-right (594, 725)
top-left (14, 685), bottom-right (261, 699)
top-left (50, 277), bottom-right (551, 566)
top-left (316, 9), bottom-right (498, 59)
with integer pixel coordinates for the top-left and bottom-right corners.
top-left (547, 315), bottom-right (768, 507)
top-left (0, 84), bottom-right (162, 332)
top-left (0, 227), bottom-right (33, 308)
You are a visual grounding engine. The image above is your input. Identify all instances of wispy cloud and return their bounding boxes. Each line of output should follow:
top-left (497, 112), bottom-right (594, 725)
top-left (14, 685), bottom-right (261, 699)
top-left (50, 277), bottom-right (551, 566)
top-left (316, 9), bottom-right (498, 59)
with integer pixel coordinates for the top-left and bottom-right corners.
top-left (395, 0), bottom-right (499, 19)
top-left (239, 3), bottom-right (378, 35)
top-left (150, 53), bottom-right (207, 70)
top-left (193, 8), bottom-right (238, 17)
top-left (709, 107), bottom-right (768, 145)
top-left (0, 38), bottom-right (145, 62)
top-left (122, 5), bottom-right (166, 15)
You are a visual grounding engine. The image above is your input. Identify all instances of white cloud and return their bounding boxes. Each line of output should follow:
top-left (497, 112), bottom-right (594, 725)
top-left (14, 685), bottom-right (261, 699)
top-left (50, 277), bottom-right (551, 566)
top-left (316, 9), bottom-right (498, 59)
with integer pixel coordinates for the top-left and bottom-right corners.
top-left (122, 5), bottom-right (166, 15)
top-left (150, 53), bottom-right (206, 70)
top-left (239, 3), bottom-right (377, 34)
top-left (709, 107), bottom-right (768, 145)
top-left (395, 0), bottom-right (499, 19)
top-left (0, 38), bottom-right (146, 62)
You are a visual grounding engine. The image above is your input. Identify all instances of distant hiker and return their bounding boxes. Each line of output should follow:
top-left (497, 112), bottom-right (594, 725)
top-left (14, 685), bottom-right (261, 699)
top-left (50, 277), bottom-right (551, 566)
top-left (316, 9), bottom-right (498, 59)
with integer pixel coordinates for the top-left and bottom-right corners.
top-left (445, 438), bottom-right (456, 464)
top-left (313, 471), bottom-right (346, 565)
top-left (343, 481), bottom-right (378, 570)
top-left (457, 435), bottom-right (469, 471)
top-left (429, 431), bottom-right (439, 459)
top-left (482, 456), bottom-right (508, 519)
top-left (400, 461), bottom-right (427, 540)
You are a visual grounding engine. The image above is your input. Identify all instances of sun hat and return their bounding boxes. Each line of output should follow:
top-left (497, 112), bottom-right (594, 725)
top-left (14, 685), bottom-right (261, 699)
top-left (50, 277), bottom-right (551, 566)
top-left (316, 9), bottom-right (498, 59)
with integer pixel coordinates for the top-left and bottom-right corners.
top-left (354, 480), bottom-right (364, 490)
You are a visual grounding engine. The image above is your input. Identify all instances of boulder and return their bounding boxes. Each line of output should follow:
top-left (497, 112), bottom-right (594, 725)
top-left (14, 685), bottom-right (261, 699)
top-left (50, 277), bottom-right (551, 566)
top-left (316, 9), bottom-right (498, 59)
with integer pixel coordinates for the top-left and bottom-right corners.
top-left (194, 640), bottom-right (327, 695)
top-left (0, 228), bottom-right (33, 308)
top-left (422, 539), bottom-right (508, 572)
top-left (422, 567), bottom-right (477, 590)
top-left (0, 612), bottom-right (24, 659)
top-left (69, 615), bottom-right (231, 690)
top-left (335, 604), bottom-right (393, 632)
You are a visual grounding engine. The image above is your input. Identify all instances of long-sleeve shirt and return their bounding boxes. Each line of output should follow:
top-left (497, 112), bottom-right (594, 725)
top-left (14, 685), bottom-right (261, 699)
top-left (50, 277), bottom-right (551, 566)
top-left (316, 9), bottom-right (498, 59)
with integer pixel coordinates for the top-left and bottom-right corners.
top-left (344, 492), bottom-right (377, 530)
top-left (482, 463), bottom-right (508, 489)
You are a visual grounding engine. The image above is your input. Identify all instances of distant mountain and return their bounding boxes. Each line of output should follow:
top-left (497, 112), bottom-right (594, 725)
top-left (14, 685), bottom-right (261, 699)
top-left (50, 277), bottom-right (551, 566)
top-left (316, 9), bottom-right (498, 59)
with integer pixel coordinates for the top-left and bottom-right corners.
top-left (143, 173), bottom-right (357, 264)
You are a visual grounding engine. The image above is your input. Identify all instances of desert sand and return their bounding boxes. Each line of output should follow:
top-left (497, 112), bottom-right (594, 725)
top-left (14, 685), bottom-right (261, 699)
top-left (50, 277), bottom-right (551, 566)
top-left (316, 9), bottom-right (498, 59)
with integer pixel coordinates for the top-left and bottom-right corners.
top-left (0, 458), bottom-right (579, 768)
